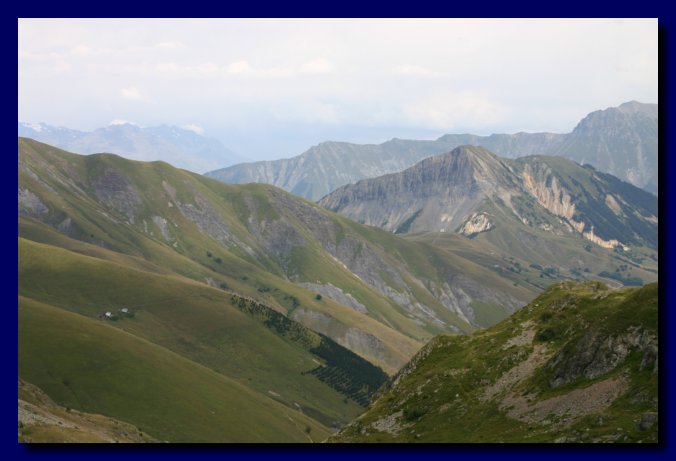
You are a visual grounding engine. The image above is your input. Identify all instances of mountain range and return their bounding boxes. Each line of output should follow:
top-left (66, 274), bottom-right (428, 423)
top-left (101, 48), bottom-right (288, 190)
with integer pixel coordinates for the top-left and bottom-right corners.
top-left (18, 135), bottom-right (658, 442)
top-left (319, 145), bottom-right (658, 252)
top-left (20, 138), bottom-right (560, 440)
top-left (18, 122), bottom-right (242, 174)
top-left (206, 101), bottom-right (658, 199)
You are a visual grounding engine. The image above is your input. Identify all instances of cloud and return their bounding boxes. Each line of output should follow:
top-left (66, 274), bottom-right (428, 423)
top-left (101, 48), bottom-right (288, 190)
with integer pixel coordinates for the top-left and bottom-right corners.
top-left (225, 60), bottom-right (294, 78)
top-left (269, 100), bottom-right (341, 124)
top-left (155, 58), bottom-right (334, 79)
top-left (394, 65), bottom-right (445, 78)
top-left (226, 61), bottom-right (254, 75)
top-left (109, 119), bottom-right (137, 126)
top-left (154, 41), bottom-right (186, 51)
top-left (182, 124), bottom-right (205, 135)
top-left (403, 91), bottom-right (508, 131)
top-left (70, 45), bottom-right (92, 57)
top-left (300, 58), bottom-right (335, 75)
top-left (18, 19), bottom-right (657, 161)
top-left (156, 62), bottom-right (180, 73)
top-left (19, 41), bottom-right (186, 65)
top-left (120, 86), bottom-right (143, 101)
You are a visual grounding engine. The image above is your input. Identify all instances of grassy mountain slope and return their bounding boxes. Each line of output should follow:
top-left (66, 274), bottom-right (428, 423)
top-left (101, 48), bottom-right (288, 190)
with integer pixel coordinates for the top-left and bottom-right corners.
top-left (332, 282), bottom-right (658, 443)
top-left (19, 236), bottom-right (393, 435)
top-left (19, 138), bottom-right (536, 372)
top-left (19, 295), bottom-right (329, 442)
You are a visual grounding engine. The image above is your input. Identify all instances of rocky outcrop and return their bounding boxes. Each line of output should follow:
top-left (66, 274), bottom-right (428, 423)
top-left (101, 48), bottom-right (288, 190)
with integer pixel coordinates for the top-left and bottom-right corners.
top-left (519, 162), bottom-right (631, 249)
top-left (152, 215), bottom-right (172, 241)
top-left (521, 163), bottom-right (577, 220)
top-left (298, 282), bottom-right (368, 314)
top-left (18, 188), bottom-right (49, 216)
top-left (605, 194), bottom-right (624, 216)
top-left (91, 167), bottom-right (141, 223)
top-left (582, 226), bottom-right (629, 251)
top-left (290, 308), bottom-right (392, 368)
top-left (548, 326), bottom-right (657, 388)
top-left (458, 212), bottom-right (493, 237)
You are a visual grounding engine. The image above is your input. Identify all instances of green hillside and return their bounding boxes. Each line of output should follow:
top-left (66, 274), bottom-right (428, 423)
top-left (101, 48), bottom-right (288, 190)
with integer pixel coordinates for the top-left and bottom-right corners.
top-left (18, 236), bottom-right (394, 438)
top-left (19, 296), bottom-right (329, 442)
top-left (332, 282), bottom-right (658, 443)
top-left (19, 137), bottom-right (536, 374)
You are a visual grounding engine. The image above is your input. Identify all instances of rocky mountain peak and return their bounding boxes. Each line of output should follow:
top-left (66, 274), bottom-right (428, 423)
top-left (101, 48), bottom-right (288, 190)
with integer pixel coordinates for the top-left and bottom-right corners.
top-left (573, 101), bottom-right (657, 135)
top-left (617, 101), bottom-right (658, 118)
top-left (415, 145), bottom-right (512, 188)
top-left (320, 145), bottom-right (657, 254)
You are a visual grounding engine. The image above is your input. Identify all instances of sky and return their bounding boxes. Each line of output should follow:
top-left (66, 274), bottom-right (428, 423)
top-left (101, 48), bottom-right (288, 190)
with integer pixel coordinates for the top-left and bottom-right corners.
top-left (18, 18), bottom-right (658, 164)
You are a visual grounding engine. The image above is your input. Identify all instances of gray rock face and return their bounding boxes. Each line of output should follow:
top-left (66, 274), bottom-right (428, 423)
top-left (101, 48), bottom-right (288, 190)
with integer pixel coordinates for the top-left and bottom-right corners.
top-left (548, 327), bottom-right (657, 388)
top-left (91, 167), bottom-right (141, 223)
top-left (207, 102), bottom-right (657, 198)
top-left (255, 186), bottom-right (516, 331)
top-left (636, 412), bottom-right (658, 431)
top-left (206, 138), bottom-right (464, 201)
top-left (554, 101), bottom-right (658, 194)
top-left (18, 188), bottom-right (49, 216)
top-left (152, 216), bottom-right (172, 241)
top-left (177, 196), bottom-right (232, 245)
top-left (290, 308), bottom-right (389, 364)
top-left (298, 282), bottom-right (368, 314)
top-left (319, 145), bottom-right (658, 251)
top-left (319, 146), bottom-right (510, 234)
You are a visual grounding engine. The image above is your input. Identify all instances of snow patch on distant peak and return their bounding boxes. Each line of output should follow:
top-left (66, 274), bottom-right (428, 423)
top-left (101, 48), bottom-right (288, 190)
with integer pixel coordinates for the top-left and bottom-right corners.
top-left (21, 122), bottom-right (45, 132)
top-left (182, 124), bottom-right (205, 135)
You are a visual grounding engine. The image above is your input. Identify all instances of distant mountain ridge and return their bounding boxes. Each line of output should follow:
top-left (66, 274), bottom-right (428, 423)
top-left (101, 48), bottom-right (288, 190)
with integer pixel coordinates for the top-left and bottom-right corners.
top-left (18, 122), bottom-right (242, 173)
top-left (206, 101), bottom-right (657, 199)
top-left (319, 145), bottom-right (658, 252)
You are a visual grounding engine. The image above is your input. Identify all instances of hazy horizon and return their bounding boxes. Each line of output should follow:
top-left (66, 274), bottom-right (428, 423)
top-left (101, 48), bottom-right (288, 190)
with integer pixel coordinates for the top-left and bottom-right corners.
top-left (19, 18), bottom-right (657, 167)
